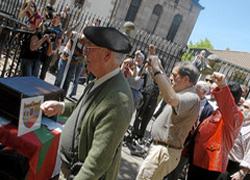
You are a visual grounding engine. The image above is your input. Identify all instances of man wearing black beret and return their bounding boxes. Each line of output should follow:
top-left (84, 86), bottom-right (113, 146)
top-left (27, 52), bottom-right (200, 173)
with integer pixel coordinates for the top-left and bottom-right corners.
top-left (40, 26), bottom-right (134, 180)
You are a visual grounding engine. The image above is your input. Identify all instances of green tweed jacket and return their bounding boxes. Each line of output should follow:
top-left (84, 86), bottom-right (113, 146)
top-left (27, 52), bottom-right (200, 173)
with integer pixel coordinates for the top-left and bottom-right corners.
top-left (63, 72), bottom-right (134, 180)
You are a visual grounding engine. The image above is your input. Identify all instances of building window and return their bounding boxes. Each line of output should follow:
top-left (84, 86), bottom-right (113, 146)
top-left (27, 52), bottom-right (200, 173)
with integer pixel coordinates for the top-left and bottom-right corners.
top-left (174, 0), bottom-right (180, 7)
top-left (146, 4), bottom-right (163, 33)
top-left (125, 0), bottom-right (142, 22)
top-left (166, 14), bottom-right (182, 41)
top-left (189, 4), bottom-right (193, 12)
top-left (75, 0), bottom-right (85, 7)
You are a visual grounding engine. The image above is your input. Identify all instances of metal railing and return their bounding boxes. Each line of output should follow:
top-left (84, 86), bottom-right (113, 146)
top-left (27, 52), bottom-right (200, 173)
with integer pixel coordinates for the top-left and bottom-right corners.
top-left (0, 0), bottom-right (184, 78)
top-left (1, 0), bottom-right (249, 86)
top-left (0, 0), bottom-right (249, 122)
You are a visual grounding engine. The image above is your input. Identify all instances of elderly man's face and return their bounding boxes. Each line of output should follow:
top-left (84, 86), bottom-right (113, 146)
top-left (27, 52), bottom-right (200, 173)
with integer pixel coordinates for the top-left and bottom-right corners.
top-left (85, 41), bottom-right (107, 78)
top-left (170, 67), bottom-right (188, 92)
top-left (148, 45), bottom-right (156, 55)
top-left (241, 101), bottom-right (250, 119)
top-left (196, 85), bottom-right (205, 99)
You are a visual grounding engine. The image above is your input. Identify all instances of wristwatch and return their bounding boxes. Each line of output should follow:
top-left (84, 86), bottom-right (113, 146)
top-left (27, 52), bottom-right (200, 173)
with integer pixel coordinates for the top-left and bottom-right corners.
top-left (239, 169), bottom-right (247, 177)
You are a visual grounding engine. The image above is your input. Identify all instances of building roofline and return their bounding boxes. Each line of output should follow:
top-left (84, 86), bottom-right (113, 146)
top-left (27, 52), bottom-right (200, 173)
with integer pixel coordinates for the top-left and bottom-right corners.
top-left (192, 0), bottom-right (205, 10)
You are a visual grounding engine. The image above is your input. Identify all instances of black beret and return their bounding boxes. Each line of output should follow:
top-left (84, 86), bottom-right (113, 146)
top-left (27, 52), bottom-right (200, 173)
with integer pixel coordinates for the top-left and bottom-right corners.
top-left (83, 26), bottom-right (132, 54)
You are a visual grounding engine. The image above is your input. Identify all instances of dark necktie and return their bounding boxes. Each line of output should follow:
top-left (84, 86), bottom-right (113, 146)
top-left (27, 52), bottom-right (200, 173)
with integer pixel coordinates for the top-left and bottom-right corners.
top-left (84, 81), bottom-right (95, 95)
top-left (73, 81), bottom-right (95, 148)
top-left (75, 81), bottom-right (95, 107)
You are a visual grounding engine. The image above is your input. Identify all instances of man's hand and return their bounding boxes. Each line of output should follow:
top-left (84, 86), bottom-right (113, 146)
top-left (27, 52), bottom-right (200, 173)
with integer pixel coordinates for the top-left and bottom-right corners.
top-left (43, 34), bottom-right (50, 41)
top-left (211, 72), bottom-right (226, 88)
top-left (147, 55), bottom-right (164, 78)
top-left (40, 100), bottom-right (64, 117)
top-left (230, 171), bottom-right (245, 180)
top-left (148, 55), bottom-right (161, 70)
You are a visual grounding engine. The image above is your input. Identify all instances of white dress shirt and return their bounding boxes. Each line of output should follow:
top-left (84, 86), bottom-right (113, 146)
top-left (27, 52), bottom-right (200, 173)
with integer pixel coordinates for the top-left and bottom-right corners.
top-left (229, 119), bottom-right (250, 169)
top-left (90, 68), bottom-right (120, 93)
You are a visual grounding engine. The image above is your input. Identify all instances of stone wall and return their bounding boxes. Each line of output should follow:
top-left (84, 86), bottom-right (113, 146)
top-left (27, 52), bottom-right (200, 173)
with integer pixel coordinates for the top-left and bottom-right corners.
top-left (113, 0), bottom-right (203, 46)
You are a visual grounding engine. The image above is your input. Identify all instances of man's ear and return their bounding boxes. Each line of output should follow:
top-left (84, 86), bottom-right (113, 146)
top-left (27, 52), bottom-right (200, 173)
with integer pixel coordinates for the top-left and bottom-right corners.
top-left (104, 50), bottom-right (111, 62)
top-left (184, 75), bottom-right (190, 83)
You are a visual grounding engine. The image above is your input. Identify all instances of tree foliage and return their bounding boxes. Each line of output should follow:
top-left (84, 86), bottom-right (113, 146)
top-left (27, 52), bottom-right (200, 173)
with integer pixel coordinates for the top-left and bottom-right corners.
top-left (181, 38), bottom-right (214, 61)
top-left (188, 38), bottom-right (214, 49)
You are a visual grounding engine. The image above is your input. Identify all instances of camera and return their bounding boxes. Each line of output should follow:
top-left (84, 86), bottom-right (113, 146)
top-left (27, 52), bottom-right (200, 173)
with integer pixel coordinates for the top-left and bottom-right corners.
top-left (63, 51), bottom-right (70, 58)
top-left (62, 48), bottom-right (71, 59)
top-left (43, 27), bottom-right (59, 42)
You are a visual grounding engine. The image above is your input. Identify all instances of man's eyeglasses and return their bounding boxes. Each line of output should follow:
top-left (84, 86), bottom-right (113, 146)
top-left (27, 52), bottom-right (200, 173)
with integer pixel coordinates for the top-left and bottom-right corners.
top-left (84, 46), bottom-right (105, 54)
top-left (205, 79), bottom-right (214, 84)
top-left (171, 72), bottom-right (178, 78)
top-left (243, 105), bottom-right (250, 110)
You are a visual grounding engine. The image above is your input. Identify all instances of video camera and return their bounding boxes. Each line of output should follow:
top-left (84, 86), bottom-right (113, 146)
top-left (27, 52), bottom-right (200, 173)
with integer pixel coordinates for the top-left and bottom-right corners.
top-left (43, 27), bottom-right (56, 42)
top-left (42, 22), bottom-right (61, 42)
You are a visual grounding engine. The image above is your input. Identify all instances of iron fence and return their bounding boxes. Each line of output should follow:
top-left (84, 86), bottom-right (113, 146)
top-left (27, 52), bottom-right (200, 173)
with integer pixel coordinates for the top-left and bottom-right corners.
top-left (0, 0), bottom-right (184, 78)
top-left (0, 1), bottom-right (249, 110)
top-left (1, 0), bottom-right (250, 84)
top-left (0, 25), bottom-right (30, 77)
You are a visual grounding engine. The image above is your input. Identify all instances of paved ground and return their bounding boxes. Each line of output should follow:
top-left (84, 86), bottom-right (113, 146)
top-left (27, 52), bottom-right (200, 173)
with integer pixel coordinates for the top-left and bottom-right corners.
top-left (119, 146), bottom-right (142, 179)
top-left (45, 72), bottom-right (143, 180)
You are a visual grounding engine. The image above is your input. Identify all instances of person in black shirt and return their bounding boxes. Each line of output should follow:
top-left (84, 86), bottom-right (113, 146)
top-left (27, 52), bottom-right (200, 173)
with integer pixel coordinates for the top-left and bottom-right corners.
top-left (20, 23), bottom-right (52, 77)
top-left (40, 13), bottom-right (62, 80)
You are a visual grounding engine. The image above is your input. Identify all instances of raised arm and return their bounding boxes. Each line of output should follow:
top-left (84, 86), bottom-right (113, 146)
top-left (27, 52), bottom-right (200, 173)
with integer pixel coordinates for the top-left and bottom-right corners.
top-left (148, 55), bottom-right (179, 107)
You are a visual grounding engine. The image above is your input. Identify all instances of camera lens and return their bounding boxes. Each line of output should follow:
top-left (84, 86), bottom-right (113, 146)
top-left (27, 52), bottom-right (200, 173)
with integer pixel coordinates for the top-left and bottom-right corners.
top-left (64, 52), bottom-right (69, 57)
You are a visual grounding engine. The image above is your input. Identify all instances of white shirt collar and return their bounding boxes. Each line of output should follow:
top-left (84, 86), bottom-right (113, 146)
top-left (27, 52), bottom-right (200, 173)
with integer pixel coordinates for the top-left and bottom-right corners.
top-left (90, 68), bottom-right (120, 92)
top-left (241, 119), bottom-right (250, 136)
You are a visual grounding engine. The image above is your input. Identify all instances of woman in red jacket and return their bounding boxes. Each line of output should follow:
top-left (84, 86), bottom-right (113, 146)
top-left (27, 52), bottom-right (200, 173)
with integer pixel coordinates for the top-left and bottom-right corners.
top-left (188, 72), bottom-right (244, 180)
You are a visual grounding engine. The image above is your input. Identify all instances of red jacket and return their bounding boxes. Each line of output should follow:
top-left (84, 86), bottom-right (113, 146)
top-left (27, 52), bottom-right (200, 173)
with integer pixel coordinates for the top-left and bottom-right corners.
top-left (193, 86), bottom-right (243, 172)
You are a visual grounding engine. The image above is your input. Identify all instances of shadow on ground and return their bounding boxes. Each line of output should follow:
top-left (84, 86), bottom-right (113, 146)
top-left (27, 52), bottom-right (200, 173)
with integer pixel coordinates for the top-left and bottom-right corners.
top-left (118, 156), bottom-right (139, 180)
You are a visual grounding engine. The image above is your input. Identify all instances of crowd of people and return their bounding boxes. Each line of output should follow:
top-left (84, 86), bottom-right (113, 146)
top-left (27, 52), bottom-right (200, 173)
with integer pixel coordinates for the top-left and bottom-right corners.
top-left (2, 1), bottom-right (250, 180)
top-left (40, 25), bottom-right (250, 180)
top-left (18, 1), bottom-right (88, 98)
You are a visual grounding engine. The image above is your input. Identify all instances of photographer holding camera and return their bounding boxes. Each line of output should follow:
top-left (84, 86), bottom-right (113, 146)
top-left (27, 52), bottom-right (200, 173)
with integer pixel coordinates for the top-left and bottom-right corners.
top-left (20, 17), bottom-right (52, 77)
top-left (54, 32), bottom-right (86, 96)
top-left (40, 12), bottom-right (63, 80)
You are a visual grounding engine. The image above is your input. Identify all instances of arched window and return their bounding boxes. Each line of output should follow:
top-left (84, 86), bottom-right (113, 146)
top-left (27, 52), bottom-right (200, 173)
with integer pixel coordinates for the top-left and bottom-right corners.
top-left (174, 0), bottom-right (180, 8)
top-left (166, 14), bottom-right (182, 41)
top-left (189, 4), bottom-right (193, 12)
top-left (125, 0), bottom-right (142, 22)
top-left (175, 0), bottom-right (180, 6)
top-left (146, 4), bottom-right (163, 33)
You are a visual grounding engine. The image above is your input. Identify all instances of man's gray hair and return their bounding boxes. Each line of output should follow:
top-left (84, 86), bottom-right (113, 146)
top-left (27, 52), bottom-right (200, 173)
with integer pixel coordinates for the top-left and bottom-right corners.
top-left (175, 61), bottom-right (200, 85)
top-left (196, 81), bottom-right (210, 95)
top-left (115, 52), bottom-right (126, 65)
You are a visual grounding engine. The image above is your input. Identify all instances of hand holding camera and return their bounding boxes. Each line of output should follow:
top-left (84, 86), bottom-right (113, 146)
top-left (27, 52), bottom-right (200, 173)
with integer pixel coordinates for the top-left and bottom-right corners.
top-left (42, 34), bottom-right (50, 43)
top-left (61, 47), bottom-right (71, 60)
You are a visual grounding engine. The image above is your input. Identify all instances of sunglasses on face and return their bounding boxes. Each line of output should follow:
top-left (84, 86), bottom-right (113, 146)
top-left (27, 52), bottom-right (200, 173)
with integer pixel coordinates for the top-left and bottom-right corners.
top-left (243, 105), bottom-right (250, 109)
top-left (205, 79), bottom-right (214, 83)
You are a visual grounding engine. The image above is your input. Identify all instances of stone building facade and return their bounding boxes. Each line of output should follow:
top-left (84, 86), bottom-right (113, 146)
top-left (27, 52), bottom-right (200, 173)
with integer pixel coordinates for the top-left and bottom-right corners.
top-left (55, 0), bottom-right (203, 46)
top-left (112, 0), bottom-right (203, 45)
top-left (59, 0), bottom-right (117, 18)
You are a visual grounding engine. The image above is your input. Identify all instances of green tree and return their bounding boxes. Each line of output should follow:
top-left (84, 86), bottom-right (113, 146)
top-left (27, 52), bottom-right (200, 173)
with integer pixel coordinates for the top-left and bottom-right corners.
top-left (188, 38), bottom-right (214, 49)
top-left (181, 38), bottom-right (214, 61)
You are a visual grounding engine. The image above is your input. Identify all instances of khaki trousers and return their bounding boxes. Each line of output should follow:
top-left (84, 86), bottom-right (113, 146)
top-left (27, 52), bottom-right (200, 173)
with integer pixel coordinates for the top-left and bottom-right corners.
top-left (136, 144), bottom-right (182, 180)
